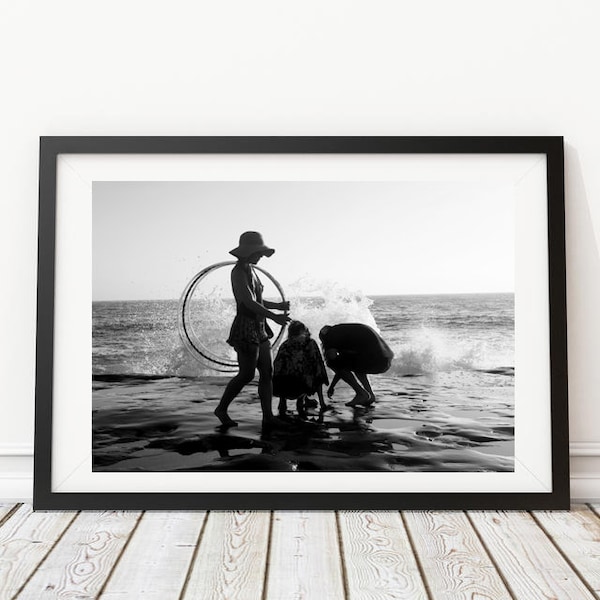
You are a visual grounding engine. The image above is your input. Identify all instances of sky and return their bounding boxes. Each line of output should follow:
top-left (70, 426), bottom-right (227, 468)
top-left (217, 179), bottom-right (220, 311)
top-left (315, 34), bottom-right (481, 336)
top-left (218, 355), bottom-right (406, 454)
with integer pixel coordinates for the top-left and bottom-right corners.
top-left (93, 180), bottom-right (515, 301)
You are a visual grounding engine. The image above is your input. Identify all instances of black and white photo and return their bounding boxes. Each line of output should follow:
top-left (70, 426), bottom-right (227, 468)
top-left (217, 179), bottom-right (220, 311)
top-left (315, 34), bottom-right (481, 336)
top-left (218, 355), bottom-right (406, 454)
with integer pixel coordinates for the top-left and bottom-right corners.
top-left (92, 180), bottom-right (516, 473)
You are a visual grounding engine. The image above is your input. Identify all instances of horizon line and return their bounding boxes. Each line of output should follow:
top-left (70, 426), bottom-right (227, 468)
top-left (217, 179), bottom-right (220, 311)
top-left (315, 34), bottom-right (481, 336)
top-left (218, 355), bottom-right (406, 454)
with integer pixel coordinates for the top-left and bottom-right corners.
top-left (92, 290), bottom-right (515, 303)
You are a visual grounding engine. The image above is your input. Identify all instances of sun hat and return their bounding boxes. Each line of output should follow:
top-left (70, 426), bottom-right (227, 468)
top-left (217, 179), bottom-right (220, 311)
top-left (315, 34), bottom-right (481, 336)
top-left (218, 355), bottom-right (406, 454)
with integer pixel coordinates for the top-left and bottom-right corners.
top-left (229, 231), bottom-right (275, 258)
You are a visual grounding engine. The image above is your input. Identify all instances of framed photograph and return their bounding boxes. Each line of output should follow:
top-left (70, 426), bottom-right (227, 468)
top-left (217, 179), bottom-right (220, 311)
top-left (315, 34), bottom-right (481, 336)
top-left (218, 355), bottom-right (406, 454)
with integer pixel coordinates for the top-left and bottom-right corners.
top-left (34, 136), bottom-right (568, 510)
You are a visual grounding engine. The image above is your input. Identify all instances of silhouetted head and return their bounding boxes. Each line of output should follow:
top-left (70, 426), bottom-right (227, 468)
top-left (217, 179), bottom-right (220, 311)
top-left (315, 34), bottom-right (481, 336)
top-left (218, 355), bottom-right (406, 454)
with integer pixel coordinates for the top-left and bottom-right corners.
top-left (319, 325), bottom-right (331, 341)
top-left (288, 320), bottom-right (309, 338)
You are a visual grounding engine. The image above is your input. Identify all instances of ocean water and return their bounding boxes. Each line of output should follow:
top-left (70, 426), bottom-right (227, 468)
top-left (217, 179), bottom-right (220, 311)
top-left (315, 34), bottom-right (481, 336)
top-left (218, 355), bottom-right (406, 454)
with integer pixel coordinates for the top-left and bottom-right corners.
top-left (93, 292), bottom-right (514, 377)
top-left (92, 287), bottom-right (514, 472)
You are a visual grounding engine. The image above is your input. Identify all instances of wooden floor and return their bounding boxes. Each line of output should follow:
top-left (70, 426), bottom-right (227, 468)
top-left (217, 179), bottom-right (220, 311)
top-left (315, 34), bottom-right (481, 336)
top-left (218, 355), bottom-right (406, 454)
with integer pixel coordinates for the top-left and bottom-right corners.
top-left (0, 504), bottom-right (599, 599)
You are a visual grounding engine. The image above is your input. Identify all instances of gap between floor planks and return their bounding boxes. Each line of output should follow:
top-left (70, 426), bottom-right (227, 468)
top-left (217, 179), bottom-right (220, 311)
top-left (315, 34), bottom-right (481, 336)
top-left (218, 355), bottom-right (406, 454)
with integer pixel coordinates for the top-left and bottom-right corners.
top-left (0, 504), bottom-right (599, 599)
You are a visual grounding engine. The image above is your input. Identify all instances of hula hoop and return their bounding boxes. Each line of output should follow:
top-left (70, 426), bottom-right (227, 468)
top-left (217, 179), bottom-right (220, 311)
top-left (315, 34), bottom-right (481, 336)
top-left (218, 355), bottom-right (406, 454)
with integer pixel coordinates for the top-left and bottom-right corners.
top-left (178, 261), bottom-right (287, 372)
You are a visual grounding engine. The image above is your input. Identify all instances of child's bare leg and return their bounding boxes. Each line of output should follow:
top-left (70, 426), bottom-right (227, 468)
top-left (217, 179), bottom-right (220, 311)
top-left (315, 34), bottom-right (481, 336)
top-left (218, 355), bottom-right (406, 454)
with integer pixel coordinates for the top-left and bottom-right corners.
top-left (355, 373), bottom-right (375, 402)
top-left (257, 342), bottom-right (291, 428)
top-left (296, 394), bottom-right (307, 418)
top-left (278, 397), bottom-right (288, 416)
top-left (333, 368), bottom-right (371, 406)
top-left (316, 386), bottom-right (330, 411)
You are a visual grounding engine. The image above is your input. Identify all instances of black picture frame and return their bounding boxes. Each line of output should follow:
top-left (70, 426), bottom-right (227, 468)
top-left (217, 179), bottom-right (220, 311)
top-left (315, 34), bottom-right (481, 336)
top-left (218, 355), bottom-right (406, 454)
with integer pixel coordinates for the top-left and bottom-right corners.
top-left (34, 136), bottom-right (568, 510)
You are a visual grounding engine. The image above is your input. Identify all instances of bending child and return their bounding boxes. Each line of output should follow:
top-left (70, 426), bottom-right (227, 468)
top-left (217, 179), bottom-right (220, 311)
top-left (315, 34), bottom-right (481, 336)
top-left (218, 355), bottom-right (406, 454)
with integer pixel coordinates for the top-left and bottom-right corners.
top-left (319, 323), bottom-right (394, 407)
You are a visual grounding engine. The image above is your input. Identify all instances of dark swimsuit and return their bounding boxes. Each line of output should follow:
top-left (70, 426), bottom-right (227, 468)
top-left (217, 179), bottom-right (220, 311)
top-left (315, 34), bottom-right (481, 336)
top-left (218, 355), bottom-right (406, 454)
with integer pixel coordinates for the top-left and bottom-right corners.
top-left (226, 263), bottom-right (273, 353)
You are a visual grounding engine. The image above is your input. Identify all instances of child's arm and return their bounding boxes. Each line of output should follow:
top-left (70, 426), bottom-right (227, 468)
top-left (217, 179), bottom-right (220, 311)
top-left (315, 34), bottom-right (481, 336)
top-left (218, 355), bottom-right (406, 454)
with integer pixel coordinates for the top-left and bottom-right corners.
top-left (327, 373), bottom-right (341, 398)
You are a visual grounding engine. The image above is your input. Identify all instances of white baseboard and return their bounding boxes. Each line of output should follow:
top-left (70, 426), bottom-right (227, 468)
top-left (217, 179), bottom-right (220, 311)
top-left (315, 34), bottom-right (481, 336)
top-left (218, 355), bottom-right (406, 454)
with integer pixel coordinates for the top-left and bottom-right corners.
top-left (0, 445), bottom-right (34, 501)
top-left (0, 473), bottom-right (33, 502)
top-left (570, 477), bottom-right (600, 502)
top-left (569, 442), bottom-right (600, 501)
top-left (0, 444), bottom-right (34, 456)
top-left (1, 444), bottom-right (599, 503)
top-left (569, 442), bottom-right (600, 457)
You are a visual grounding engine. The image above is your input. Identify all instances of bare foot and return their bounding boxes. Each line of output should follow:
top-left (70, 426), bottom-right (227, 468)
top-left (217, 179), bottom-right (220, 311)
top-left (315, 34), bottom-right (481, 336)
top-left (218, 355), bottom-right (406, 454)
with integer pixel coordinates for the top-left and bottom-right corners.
top-left (214, 408), bottom-right (238, 427)
top-left (345, 392), bottom-right (373, 407)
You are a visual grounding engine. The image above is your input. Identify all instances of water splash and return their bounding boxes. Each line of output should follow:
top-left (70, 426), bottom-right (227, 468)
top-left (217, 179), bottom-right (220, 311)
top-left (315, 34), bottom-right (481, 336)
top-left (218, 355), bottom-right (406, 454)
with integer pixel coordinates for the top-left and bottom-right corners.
top-left (93, 285), bottom-right (513, 378)
top-left (385, 326), bottom-right (511, 375)
top-left (286, 276), bottom-right (378, 338)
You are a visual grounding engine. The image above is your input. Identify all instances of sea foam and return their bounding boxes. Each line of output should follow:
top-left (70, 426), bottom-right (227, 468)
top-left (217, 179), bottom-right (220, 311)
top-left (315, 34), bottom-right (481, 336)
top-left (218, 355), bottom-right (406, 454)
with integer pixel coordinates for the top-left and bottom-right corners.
top-left (93, 275), bottom-right (513, 378)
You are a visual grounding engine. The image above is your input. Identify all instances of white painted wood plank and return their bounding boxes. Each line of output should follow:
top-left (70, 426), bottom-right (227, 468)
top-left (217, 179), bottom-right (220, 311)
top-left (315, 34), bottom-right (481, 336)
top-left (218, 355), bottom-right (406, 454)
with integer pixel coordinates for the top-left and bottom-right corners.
top-left (338, 511), bottom-right (427, 600)
top-left (0, 504), bottom-right (76, 600)
top-left (404, 510), bottom-right (511, 600)
top-left (589, 503), bottom-right (600, 521)
top-left (0, 504), bottom-right (17, 525)
top-left (101, 511), bottom-right (207, 599)
top-left (532, 505), bottom-right (600, 595)
top-left (266, 511), bottom-right (345, 600)
top-left (469, 510), bottom-right (596, 600)
top-left (182, 511), bottom-right (270, 600)
top-left (17, 510), bottom-right (141, 600)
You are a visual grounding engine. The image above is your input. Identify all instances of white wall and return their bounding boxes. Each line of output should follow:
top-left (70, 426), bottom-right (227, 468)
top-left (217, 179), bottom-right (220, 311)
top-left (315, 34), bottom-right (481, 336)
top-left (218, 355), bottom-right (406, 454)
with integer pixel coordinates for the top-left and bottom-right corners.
top-left (1, 0), bottom-right (599, 500)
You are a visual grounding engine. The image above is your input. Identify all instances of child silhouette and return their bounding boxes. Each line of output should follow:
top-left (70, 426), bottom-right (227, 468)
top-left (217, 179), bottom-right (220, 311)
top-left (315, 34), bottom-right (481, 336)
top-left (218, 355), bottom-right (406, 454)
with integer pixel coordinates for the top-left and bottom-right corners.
top-left (273, 320), bottom-right (330, 418)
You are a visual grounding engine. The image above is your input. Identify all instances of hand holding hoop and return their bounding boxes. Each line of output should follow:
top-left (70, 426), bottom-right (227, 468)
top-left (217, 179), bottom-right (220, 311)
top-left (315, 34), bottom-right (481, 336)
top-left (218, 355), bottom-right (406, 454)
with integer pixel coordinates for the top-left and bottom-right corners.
top-left (272, 312), bottom-right (291, 327)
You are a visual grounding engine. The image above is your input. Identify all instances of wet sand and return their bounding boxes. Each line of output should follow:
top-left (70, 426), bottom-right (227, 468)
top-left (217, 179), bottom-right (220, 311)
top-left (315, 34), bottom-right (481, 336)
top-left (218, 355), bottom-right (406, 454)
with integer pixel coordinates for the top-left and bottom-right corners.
top-left (93, 371), bottom-right (514, 473)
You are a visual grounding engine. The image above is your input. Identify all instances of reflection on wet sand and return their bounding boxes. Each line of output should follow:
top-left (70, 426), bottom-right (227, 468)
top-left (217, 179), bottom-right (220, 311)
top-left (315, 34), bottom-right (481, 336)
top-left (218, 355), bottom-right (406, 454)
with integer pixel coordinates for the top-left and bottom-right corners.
top-left (93, 371), bottom-right (514, 473)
